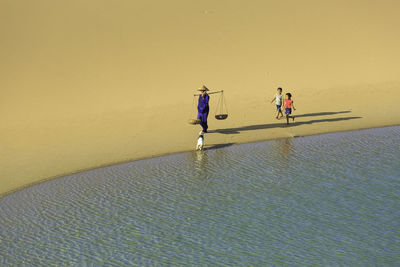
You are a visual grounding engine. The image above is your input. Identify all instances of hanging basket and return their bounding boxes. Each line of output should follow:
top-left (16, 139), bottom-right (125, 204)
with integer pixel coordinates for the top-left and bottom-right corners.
top-left (188, 119), bottom-right (201, 125)
top-left (214, 90), bottom-right (228, 120)
top-left (215, 114), bottom-right (228, 120)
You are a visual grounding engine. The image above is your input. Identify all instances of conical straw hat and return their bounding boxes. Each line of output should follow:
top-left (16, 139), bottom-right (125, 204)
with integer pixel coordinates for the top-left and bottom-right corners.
top-left (198, 85), bottom-right (209, 91)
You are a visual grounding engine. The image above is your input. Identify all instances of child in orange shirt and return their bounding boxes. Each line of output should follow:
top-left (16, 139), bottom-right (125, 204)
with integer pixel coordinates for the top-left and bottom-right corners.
top-left (284, 93), bottom-right (296, 125)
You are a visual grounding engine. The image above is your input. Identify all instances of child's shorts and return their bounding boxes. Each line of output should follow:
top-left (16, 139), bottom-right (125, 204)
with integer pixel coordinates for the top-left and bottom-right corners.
top-left (276, 105), bottom-right (281, 111)
top-left (285, 108), bottom-right (292, 115)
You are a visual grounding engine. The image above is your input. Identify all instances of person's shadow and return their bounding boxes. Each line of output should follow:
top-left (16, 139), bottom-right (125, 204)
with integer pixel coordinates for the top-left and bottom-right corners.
top-left (294, 110), bottom-right (351, 118)
top-left (209, 110), bottom-right (361, 134)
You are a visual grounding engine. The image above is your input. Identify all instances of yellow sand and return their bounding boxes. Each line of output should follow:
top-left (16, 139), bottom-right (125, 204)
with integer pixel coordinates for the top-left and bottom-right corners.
top-left (1, 0), bottom-right (400, 196)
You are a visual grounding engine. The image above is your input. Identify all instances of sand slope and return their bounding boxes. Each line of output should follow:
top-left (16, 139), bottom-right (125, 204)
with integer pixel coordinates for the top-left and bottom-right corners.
top-left (1, 0), bottom-right (400, 195)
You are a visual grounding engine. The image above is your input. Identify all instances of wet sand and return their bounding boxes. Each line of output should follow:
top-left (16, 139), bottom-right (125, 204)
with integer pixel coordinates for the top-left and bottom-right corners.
top-left (1, 0), bottom-right (400, 196)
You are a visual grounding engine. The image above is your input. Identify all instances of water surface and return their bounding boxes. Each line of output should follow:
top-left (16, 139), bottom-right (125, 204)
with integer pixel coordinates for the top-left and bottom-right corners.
top-left (1, 127), bottom-right (399, 266)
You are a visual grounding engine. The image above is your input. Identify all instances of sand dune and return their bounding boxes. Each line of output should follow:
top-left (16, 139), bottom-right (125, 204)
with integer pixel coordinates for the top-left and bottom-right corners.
top-left (1, 0), bottom-right (400, 195)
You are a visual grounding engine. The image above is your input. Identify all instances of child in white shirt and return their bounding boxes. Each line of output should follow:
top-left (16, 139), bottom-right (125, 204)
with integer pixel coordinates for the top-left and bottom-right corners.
top-left (270, 87), bottom-right (283, 119)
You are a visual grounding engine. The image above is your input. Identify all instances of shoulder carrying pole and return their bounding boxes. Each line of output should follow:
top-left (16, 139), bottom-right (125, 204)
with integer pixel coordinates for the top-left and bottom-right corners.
top-left (194, 90), bottom-right (223, 96)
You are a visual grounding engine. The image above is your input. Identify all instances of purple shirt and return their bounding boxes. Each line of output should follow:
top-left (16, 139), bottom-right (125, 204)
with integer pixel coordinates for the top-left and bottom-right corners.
top-left (197, 94), bottom-right (210, 113)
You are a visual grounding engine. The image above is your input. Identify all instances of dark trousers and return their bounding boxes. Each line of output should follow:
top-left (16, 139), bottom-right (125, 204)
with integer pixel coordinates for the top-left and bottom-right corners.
top-left (197, 112), bottom-right (209, 132)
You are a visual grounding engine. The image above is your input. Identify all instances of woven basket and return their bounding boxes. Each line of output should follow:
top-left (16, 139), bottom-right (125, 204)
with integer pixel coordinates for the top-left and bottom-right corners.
top-left (188, 119), bottom-right (201, 125)
top-left (215, 114), bottom-right (228, 120)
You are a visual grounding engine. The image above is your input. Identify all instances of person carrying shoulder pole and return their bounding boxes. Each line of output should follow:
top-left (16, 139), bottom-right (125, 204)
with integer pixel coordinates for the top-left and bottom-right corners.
top-left (197, 85), bottom-right (210, 133)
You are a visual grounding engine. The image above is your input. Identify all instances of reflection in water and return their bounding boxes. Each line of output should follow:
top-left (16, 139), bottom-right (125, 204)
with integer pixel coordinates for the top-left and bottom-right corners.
top-left (196, 150), bottom-right (204, 162)
top-left (1, 127), bottom-right (400, 266)
top-left (273, 138), bottom-right (294, 161)
top-left (195, 151), bottom-right (208, 180)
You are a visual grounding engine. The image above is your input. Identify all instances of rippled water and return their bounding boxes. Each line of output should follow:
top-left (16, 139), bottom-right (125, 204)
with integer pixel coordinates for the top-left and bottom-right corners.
top-left (1, 127), bottom-right (400, 266)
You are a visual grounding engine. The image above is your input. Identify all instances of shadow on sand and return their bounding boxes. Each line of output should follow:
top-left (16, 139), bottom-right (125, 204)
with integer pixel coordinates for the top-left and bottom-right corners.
top-left (294, 110), bottom-right (351, 118)
top-left (209, 111), bottom-right (362, 134)
top-left (204, 143), bottom-right (235, 150)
